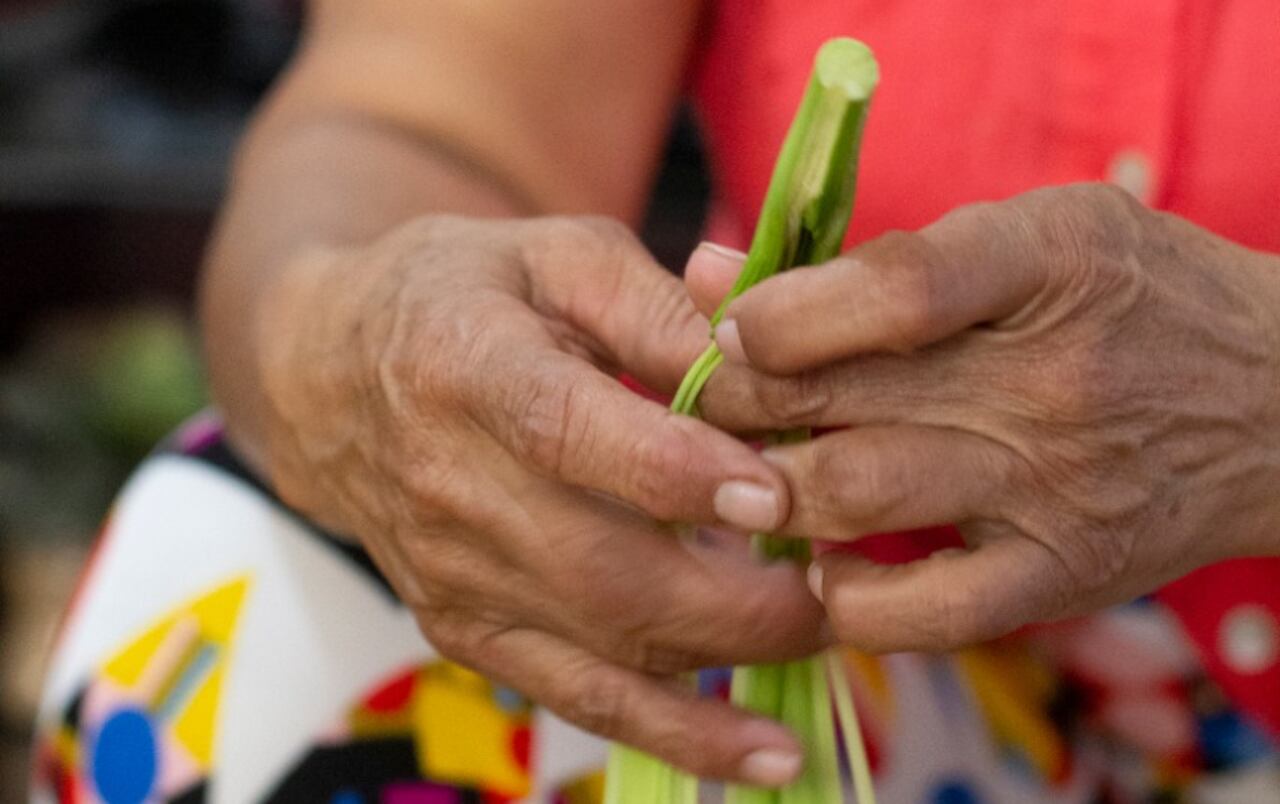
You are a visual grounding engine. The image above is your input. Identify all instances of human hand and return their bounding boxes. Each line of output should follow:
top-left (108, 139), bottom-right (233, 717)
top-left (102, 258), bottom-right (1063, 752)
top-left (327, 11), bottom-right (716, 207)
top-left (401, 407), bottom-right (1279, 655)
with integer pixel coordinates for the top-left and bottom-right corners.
top-left (253, 215), bottom-right (825, 784)
top-left (687, 184), bottom-right (1280, 653)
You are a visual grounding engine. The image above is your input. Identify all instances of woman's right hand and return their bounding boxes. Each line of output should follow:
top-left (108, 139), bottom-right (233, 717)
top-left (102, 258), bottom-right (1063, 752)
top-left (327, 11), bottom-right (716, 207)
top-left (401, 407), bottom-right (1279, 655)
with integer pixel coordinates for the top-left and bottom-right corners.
top-left (250, 214), bottom-right (824, 785)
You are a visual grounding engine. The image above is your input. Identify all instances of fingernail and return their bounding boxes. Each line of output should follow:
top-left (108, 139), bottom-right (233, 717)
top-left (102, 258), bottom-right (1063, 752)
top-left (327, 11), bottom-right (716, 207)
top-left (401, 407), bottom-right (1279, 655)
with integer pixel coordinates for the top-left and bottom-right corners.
top-left (741, 748), bottom-right (803, 786)
top-left (760, 448), bottom-right (788, 468)
top-left (807, 562), bottom-right (824, 601)
top-left (697, 241), bottom-right (748, 262)
top-left (715, 319), bottom-right (748, 364)
top-left (714, 481), bottom-right (779, 531)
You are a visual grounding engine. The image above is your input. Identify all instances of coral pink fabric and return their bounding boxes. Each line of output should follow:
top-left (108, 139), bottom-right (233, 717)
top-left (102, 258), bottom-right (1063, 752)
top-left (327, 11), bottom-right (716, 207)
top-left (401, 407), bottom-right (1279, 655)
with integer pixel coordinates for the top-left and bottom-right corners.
top-left (688, 0), bottom-right (1280, 738)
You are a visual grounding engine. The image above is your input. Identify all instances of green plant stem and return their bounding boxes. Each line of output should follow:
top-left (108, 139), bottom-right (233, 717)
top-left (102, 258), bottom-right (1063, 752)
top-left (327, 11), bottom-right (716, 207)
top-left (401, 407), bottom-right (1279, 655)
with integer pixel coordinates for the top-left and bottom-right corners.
top-left (606, 37), bottom-right (879, 803)
top-left (709, 38), bottom-right (879, 327)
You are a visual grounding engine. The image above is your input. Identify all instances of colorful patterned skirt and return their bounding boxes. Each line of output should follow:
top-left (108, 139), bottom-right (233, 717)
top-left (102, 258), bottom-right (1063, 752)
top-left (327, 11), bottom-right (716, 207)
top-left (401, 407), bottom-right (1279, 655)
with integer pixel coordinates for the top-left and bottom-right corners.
top-left (30, 417), bottom-right (1280, 803)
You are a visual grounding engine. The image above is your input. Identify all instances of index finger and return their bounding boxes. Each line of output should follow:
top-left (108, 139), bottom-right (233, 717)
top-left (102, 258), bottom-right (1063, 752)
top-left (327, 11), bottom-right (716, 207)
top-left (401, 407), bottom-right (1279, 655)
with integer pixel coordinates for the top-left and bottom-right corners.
top-left (715, 201), bottom-right (1051, 375)
top-left (519, 485), bottom-right (831, 670)
top-left (458, 625), bottom-right (806, 786)
top-left (471, 338), bottom-right (792, 533)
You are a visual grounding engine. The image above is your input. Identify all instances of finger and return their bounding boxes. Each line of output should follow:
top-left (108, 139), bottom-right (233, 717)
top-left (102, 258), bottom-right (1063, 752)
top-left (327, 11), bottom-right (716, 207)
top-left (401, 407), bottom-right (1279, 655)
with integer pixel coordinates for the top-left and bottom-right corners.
top-left (388, 474), bottom-right (826, 674)
top-left (514, 486), bottom-right (829, 670)
top-left (683, 241), bottom-right (747, 318)
top-left (453, 623), bottom-right (806, 786)
top-left (763, 425), bottom-right (1018, 541)
top-left (697, 339), bottom-right (980, 433)
top-left (473, 346), bottom-right (792, 531)
top-left (812, 532), bottom-right (1069, 653)
top-left (715, 207), bottom-right (1050, 375)
top-left (527, 217), bottom-right (713, 393)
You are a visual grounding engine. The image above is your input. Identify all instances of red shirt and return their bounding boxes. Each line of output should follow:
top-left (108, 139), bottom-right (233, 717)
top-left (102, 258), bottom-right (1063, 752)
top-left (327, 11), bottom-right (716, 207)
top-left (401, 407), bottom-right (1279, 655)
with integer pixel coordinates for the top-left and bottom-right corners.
top-left (690, 0), bottom-right (1280, 737)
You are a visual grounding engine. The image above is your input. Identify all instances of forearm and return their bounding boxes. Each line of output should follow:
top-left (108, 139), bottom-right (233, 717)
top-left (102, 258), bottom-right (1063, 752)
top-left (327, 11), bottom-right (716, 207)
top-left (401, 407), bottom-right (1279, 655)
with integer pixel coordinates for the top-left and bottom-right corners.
top-left (200, 96), bottom-right (532, 469)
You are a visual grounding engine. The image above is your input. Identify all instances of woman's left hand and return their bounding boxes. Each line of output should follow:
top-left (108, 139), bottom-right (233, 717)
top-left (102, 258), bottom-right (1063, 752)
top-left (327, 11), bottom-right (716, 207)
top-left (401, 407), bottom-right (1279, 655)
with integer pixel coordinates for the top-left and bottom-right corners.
top-left (686, 183), bottom-right (1280, 653)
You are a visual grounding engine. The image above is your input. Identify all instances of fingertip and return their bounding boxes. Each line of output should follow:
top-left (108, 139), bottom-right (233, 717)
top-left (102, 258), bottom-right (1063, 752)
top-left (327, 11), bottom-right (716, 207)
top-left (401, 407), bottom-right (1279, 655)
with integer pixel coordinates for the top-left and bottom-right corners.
top-left (654, 692), bottom-right (805, 784)
top-left (729, 718), bottom-right (805, 786)
top-left (675, 415), bottom-right (792, 528)
top-left (810, 551), bottom-right (884, 650)
top-left (714, 289), bottom-right (810, 376)
top-left (713, 479), bottom-right (781, 532)
top-left (807, 561), bottom-right (824, 601)
top-left (685, 241), bottom-right (745, 317)
top-left (714, 319), bottom-right (749, 364)
top-left (740, 747), bottom-right (804, 787)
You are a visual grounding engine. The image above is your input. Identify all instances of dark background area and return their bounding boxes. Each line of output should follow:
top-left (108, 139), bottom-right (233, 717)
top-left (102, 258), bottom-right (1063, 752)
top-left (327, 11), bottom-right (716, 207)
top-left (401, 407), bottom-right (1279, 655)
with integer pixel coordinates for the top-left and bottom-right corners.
top-left (0, 0), bottom-right (710, 797)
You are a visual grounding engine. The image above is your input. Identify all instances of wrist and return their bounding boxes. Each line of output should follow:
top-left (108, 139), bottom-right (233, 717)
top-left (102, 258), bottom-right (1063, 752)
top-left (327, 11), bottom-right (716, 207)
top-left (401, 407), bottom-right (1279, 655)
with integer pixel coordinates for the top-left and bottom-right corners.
top-left (251, 242), bottom-right (375, 525)
top-left (1260, 253), bottom-right (1280, 554)
top-left (1237, 249), bottom-right (1280, 556)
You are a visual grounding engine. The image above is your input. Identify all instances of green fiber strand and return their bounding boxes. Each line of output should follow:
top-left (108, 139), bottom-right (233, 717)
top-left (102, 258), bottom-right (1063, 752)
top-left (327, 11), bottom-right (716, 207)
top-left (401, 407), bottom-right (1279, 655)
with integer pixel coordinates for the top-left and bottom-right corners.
top-left (777, 660), bottom-right (817, 804)
top-left (827, 653), bottom-right (877, 804)
top-left (805, 657), bottom-right (843, 803)
top-left (670, 343), bottom-right (724, 417)
top-left (606, 745), bottom-right (697, 804)
top-left (731, 660), bottom-right (786, 722)
top-left (727, 663), bottom-right (786, 804)
top-left (778, 658), bottom-right (841, 804)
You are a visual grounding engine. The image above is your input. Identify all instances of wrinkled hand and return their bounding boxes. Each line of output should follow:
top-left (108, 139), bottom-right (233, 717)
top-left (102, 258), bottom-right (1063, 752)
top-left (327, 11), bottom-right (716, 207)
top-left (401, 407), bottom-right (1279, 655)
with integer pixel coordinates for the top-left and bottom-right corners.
top-left (687, 184), bottom-right (1280, 653)
top-left (254, 215), bottom-right (825, 783)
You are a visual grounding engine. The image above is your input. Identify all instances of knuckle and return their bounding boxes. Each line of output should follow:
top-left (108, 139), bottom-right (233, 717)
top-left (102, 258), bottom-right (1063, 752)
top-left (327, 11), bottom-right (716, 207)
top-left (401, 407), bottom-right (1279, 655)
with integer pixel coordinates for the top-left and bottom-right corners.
top-left (749, 346), bottom-right (799, 376)
top-left (1040, 183), bottom-right (1146, 264)
top-left (398, 533), bottom-right (473, 592)
top-left (645, 282), bottom-right (703, 346)
top-left (1008, 338), bottom-right (1112, 429)
top-left (873, 231), bottom-right (939, 351)
top-left (1057, 521), bottom-right (1136, 598)
top-left (1081, 181), bottom-right (1145, 223)
top-left (910, 581), bottom-right (983, 651)
top-left (810, 442), bottom-right (904, 536)
top-left (509, 371), bottom-right (583, 478)
top-left (561, 669), bottom-right (632, 738)
top-left (825, 587), bottom-right (871, 649)
top-left (540, 215), bottom-right (640, 265)
top-left (373, 310), bottom-right (489, 426)
top-left (574, 214), bottom-right (637, 244)
top-left (402, 456), bottom-right (468, 522)
top-left (622, 637), bottom-right (702, 675)
top-left (267, 458), bottom-right (318, 516)
top-left (624, 421), bottom-right (700, 518)
top-left (752, 371), bottom-right (833, 427)
top-left (419, 608), bottom-right (479, 661)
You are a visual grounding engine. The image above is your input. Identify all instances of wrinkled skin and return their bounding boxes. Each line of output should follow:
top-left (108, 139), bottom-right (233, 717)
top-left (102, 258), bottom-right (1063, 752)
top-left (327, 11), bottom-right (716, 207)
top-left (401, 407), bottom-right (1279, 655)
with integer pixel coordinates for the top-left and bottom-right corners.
top-left (254, 213), bottom-right (828, 781)
top-left (687, 183), bottom-right (1280, 653)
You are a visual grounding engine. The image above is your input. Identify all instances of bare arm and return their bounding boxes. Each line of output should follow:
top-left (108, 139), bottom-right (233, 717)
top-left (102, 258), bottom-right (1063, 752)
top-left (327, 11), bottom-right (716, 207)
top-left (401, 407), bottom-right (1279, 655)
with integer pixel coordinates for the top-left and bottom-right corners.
top-left (198, 0), bottom-right (822, 784)
top-left (203, 0), bottom-right (698, 467)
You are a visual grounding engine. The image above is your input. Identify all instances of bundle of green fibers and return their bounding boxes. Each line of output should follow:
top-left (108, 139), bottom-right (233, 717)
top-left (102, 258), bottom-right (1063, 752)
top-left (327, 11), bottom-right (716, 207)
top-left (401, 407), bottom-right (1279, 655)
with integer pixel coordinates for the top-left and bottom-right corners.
top-left (605, 37), bottom-right (881, 804)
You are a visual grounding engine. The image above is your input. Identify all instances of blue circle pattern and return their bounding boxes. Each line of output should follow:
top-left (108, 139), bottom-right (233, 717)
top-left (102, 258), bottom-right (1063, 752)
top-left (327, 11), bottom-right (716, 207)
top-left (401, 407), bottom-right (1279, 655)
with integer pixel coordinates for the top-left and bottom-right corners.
top-left (91, 708), bottom-right (158, 804)
top-left (930, 779), bottom-right (982, 804)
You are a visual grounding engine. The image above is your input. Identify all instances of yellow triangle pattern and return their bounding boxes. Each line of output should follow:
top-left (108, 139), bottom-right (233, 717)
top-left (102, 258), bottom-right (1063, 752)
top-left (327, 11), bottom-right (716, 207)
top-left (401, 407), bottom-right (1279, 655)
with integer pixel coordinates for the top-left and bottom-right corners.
top-left (172, 662), bottom-right (226, 765)
top-left (99, 576), bottom-right (251, 771)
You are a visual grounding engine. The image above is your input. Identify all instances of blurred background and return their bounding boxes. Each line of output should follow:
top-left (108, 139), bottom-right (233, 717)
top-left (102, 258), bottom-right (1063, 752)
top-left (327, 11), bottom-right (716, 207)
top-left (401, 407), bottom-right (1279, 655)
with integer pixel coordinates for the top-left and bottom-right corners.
top-left (0, 0), bottom-right (708, 797)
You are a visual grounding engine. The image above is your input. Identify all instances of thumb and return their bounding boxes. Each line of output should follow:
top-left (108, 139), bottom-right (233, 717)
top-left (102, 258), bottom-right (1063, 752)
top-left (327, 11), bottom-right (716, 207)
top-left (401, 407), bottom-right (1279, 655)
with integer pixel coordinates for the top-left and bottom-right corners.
top-left (684, 241), bottom-right (746, 318)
